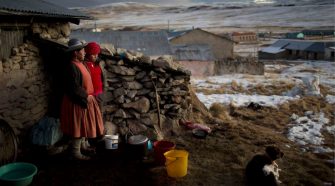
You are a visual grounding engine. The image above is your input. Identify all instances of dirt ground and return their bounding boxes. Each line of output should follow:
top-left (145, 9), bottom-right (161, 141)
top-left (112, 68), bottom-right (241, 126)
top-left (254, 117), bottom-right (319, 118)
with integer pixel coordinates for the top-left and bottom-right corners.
top-left (19, 93), bottom-right (334, 186)
top-left (17, 66), bottom-right (335, 186)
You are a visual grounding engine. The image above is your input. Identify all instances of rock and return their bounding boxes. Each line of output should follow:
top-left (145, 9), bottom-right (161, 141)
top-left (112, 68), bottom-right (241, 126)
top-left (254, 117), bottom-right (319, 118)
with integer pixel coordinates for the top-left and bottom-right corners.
top-left (113, 87), bottom-right (127, 97)
top-left (104, 121), bottom-right (119, 135)
top-left (126, 90), bottom-right (137, 98)
top-left (105, 105), bottom-right (119, 113)
top-left (122, 81), bottom-right (143, 90)
top-left (127, 119), bottom-right (147, 134)
top-left (60, 23), bottom-right (71, 37)
top-left (135, 71), bottom-right (146, 80)
top-left (114, 109), bottom-right (127, 118)
top-left (101, 46), bottom-right (117, 56)
top-left (122, 97), bottom-right (150, 113)
top-left (107, 65), bottom-right (136, 76)
top-left (114, 95), bottom-right (125, 104)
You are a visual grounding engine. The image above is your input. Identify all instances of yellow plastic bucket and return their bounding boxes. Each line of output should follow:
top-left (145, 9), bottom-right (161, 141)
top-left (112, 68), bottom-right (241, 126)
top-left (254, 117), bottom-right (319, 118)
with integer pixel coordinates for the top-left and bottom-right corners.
top-left (164, 149), bottom-right (189, 178)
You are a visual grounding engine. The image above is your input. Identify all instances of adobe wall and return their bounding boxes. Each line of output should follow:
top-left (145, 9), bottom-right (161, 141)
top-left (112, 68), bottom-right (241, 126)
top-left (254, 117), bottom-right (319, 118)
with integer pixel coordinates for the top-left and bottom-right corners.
top-left (170, 30), bottom-right (234, 59)
top-left (178, 61), bottom-right (215, 77)
top-left (214, 59), bottom-right (264, 75)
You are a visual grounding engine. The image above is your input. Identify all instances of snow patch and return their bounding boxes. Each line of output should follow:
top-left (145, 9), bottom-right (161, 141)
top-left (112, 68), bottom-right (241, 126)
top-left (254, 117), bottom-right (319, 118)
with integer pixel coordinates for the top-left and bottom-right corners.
top-left (287, 112), bottom-right (332, 153)
top-left (196, 93), bottom-right (298, 108)
top-left (325, 95), bottom-right (335, 104)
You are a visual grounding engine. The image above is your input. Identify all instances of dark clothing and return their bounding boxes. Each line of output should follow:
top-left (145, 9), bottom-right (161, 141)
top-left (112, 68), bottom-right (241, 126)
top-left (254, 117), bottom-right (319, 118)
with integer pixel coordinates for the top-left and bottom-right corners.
top-left (64, 63), bottom-right (88, 108)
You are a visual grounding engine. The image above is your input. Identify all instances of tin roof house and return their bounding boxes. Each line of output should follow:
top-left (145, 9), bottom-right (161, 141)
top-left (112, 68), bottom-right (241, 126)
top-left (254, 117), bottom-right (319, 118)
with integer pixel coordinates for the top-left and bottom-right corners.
top-left (259, 39), bottom-right (335, 61)
top-left (167, 28), bottom-right (234, 76)
top-left (325, 47), bottom-right (335, 61)
top-left (168, 28), bottom-right (234, 60)
top-left (285, 30), bottom-right (335, 40)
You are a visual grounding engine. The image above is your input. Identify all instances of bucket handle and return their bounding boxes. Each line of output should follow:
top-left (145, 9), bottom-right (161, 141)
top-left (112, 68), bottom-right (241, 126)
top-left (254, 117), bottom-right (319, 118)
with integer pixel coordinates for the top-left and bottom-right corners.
top-left (165, 157), bottom-right (179, 166)
top-left (125, 128), bottom-right (134, 143)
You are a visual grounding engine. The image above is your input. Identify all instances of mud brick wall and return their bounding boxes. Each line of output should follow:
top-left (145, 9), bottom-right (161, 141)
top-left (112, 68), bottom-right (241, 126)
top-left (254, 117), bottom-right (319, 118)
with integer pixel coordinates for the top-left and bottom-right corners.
top-left (214, 58), bottom-right (264, 75)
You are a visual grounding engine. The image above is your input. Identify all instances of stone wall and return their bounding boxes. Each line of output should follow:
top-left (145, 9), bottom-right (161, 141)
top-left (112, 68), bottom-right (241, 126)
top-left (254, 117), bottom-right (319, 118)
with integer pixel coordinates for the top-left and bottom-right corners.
top-left (0, 21), bottom-right (194, 141)
top-left (100, 48), bottom-right (192, 138)
top-left (0, 22), bottom-right (70, 137)
top-left (0, 42), bottom-right (49, 135)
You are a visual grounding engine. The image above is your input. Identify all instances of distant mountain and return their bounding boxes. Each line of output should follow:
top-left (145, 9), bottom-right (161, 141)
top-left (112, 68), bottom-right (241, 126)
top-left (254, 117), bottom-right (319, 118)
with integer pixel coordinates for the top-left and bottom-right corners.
top-left (43, 0), bottom-right (333, 8)
top-left (43, 0), bottom-right (117, 8)
top-left (43, 0), bottom-right (170, 8)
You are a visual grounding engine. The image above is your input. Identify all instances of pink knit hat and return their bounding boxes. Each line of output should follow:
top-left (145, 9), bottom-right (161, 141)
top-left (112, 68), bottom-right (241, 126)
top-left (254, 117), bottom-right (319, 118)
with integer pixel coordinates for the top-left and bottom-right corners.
top-left (85, 42), bottom-right (101, 55)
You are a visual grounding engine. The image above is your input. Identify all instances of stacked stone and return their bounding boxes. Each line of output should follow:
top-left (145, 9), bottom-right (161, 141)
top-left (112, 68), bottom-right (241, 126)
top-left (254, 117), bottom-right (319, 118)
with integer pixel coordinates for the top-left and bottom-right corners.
top-left (31, 22), bottom-right (70, 43)
top-left (0, 42), bottom-right (49, 134)
top-left (100, 48), bottom-right (192, 136)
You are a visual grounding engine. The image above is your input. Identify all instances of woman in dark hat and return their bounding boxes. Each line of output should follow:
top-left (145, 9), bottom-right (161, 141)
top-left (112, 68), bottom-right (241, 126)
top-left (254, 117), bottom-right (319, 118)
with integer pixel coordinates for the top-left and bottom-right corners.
top-left (60, 38), bottom-right (104, 160)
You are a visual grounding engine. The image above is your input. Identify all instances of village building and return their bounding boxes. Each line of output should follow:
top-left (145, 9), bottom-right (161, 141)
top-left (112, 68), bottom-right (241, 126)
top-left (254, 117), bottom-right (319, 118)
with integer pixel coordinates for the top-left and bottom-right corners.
top-left (171, 44), bottom-right (215, 77)
top-left (71, 30), bottom-right (172, 58)
top-left (325, 47), bottom-right (335, 61)
top-left (285, 29), bottom-right (335, 40)
top-left (259, 39), bottom-right (335, 61)
top-left (168, 28), bottom-right (234, 60)
top-left (231, 32), bottom-right (258, 43)
top-left (168, 29), bottom-right (264, 76)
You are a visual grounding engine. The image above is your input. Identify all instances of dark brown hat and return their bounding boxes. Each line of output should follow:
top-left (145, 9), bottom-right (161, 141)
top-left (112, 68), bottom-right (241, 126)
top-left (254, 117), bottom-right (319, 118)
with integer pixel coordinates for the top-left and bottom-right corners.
top-left (66, 38), bottom-right (87, 52)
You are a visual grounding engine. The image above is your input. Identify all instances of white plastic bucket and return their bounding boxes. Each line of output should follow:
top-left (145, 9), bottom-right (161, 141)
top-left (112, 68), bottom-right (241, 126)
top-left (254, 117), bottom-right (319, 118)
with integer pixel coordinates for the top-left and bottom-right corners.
top-left (105, 134), bottom-right (119, 149)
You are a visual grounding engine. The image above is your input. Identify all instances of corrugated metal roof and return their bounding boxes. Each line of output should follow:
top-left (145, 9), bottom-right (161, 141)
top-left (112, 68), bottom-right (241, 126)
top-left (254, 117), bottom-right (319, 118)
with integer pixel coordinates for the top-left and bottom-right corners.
top-left (285, 41), bottom-right (313, 51)
top-left (167, 29), bottom-right (192, 40)
top-left (168, 28), bottom-right (234, 42)
top-left (271, 40), bottom-right (291, 48)
top-left (171, 44), bottom-right (215, 61)
top-left (305, 42), bottom-right (335, 52)
top-left (71, 30), bottom-right (172, 56)
top-left (260, 46), bottom-right (286, 54)
top-left (265, 39), bottom-right (335, 53)
top-left (0, 0), bottom-right (91, 20)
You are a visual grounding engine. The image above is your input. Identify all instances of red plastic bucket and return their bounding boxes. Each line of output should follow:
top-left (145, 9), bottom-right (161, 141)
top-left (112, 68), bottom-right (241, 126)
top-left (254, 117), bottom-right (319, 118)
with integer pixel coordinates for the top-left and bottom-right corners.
top-left (154, 140), bottom-right (175, 166)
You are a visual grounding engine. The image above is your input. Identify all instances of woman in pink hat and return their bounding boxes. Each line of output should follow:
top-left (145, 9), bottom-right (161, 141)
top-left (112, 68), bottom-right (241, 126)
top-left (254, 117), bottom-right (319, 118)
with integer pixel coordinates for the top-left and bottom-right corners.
top-left (60, 39), bottom-right (104, 160)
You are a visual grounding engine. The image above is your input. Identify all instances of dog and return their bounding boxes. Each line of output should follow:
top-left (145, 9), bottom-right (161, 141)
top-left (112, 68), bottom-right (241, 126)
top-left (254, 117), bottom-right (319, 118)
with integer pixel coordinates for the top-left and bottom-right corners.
top-left (245, 146), bottom-right (284, 186)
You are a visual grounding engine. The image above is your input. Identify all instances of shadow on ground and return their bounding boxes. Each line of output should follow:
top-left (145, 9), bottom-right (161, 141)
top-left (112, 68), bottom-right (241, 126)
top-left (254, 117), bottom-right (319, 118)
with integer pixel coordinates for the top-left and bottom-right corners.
top-left (20, 142), bottom-right (165, 186)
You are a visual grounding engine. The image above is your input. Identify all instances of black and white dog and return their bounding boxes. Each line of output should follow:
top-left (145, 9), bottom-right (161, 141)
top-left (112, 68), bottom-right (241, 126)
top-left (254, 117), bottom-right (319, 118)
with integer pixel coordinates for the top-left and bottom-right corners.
top-left (245, 146), bottom-right (284, 186)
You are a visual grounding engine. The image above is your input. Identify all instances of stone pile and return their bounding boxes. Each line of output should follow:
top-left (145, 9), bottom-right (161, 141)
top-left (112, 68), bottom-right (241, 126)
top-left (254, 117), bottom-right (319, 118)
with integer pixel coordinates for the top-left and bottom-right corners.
top-left (100, 47), bottom-right (192, 137)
